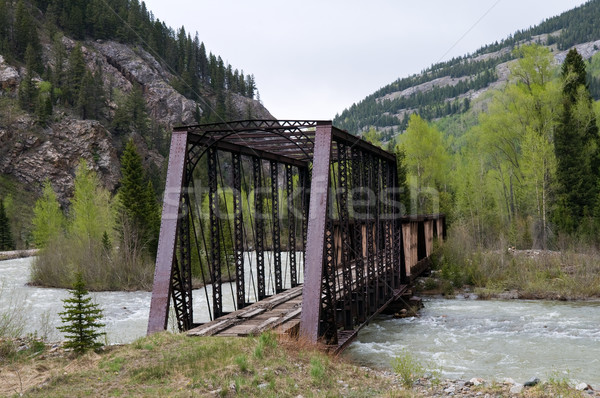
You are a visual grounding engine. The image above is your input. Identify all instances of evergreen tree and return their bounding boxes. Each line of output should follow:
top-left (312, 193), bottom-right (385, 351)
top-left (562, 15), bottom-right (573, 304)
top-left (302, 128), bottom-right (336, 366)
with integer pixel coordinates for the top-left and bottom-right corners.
top-left (57, 272), bottom-right (105, 354)
top-left (554, 48), bottom-right (600, 232)
top-left (50, 33), bottom-right (68, 104)
top-left (77, 69), bottom-right (105, 120)
top-left (0, 198), bottom-right (14, 251)
top-left (36, 81), bottom-right (53, 126)
top-left (0, 0), bottom-right (11, 57)
top-left (14, 0), bottom-right (42, 70)
top-left (118, 139), bottom-right (160, 256)
top-left (111, 85), bottom-right (149, 136)
top-left (129, 84), bottom-right (149, 135)
top-left (66, 43), bottom-right (86, 106)
top-left (18, 55), bottom-right (37, 112)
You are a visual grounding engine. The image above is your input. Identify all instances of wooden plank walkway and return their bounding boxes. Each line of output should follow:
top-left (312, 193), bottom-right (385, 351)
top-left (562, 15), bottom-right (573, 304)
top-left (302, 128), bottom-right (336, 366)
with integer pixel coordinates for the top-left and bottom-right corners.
top-left (188, 285), bottom-right (304, 337)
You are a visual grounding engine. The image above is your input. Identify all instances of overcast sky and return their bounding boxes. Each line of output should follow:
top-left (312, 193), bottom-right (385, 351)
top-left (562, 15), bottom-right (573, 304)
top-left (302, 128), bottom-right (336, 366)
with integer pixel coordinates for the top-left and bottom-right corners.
top-left (141, 0), bottom-right (589, 120)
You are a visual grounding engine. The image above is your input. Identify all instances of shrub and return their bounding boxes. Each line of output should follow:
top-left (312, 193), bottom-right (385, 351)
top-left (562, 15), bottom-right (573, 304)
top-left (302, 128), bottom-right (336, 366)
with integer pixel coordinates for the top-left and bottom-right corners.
top-left (391, 350), bottom-right (425, 387)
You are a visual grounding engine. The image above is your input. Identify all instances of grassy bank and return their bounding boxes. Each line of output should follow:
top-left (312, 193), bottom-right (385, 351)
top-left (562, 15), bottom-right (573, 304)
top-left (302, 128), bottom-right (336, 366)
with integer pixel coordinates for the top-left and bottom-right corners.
top-left (1, 332), bottom-right (405, 398)
top-left (428, 225), bottom-right (600, 300)
top-left (1, 332), bottom-right (596, 397)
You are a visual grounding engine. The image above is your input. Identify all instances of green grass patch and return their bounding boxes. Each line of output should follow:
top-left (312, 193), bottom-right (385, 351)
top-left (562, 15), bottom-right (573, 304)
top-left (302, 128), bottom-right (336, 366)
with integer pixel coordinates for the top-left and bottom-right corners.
top-left (9, 332), bottom-right (404, 397)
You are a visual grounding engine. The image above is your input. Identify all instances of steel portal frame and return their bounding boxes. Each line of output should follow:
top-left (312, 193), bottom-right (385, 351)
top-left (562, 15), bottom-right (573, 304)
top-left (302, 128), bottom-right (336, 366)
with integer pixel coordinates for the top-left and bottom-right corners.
top-left (147, 120), bottom-right (443, 346)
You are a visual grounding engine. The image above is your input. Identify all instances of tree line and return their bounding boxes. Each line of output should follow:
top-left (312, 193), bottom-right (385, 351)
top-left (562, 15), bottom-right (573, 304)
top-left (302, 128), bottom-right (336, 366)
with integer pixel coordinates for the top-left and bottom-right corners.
top-left (30, 140), bottom-right (160, 290)
top-left (335, 0), bottom-right (600, 139)
top-left (28, 0), bottom-right (257, 101)
top-left (1, 0), bottom-right (259, 136)
top-left (394, 44), bottom-right (600, 249)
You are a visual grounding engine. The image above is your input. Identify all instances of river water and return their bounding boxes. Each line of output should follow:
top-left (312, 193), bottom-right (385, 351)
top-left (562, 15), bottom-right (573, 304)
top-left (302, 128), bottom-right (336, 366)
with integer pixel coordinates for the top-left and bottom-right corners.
top-left (344, 297), bottom-right (600, 386)
top-left (0, 254), bottom-right (304, 344)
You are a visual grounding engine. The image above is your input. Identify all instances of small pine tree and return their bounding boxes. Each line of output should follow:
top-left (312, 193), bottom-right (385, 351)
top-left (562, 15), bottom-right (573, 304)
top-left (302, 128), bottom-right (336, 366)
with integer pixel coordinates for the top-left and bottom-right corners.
top-left (57, 272), bottom-right (106, 353)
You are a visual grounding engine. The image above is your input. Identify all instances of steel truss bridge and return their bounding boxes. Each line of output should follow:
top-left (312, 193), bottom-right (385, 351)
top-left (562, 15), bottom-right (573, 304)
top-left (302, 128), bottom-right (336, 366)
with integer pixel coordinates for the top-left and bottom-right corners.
top-left (147, 120), bottom-right (445, 350)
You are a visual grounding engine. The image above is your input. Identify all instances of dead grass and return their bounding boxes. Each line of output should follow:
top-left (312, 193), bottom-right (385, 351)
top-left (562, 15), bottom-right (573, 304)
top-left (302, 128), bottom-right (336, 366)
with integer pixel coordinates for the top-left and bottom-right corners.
top-left (431, 224), bottom-right (600, 300)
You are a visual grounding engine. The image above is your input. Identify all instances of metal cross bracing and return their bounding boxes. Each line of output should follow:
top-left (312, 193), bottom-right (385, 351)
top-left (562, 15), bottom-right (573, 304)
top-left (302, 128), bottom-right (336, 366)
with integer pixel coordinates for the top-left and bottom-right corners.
top-left (147, 119), bottom-right (445, 349)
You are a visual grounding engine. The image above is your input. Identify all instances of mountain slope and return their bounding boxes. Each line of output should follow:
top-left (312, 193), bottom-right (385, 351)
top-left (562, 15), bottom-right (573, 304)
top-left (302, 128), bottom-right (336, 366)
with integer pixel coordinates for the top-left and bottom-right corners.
top-left (333, 0), bottom-right (600, 140)
top-left (0, 0), bottom-right (272, 247)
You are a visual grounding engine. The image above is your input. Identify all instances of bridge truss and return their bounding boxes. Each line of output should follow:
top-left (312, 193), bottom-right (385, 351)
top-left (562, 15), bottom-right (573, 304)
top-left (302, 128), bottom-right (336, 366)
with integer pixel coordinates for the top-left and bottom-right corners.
top-left (146, 120), bottom-right (444, 347)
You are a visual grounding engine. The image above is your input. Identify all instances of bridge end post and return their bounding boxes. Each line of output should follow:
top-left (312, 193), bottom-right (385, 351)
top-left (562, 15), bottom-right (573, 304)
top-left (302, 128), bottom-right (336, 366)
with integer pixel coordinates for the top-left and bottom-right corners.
top-left (299, 123), bottom-right (333, 344)
top-left (147, 129), bottom-right (188, 335)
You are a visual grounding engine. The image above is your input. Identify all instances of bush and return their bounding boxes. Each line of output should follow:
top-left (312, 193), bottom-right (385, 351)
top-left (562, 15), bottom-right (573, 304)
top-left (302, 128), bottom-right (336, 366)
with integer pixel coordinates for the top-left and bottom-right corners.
top-left (391, 350), bottom-right (426, 387)
top-left (0, 282), bottom-right (26, 338)
top-left (31, 220), bottom-right (155, 291)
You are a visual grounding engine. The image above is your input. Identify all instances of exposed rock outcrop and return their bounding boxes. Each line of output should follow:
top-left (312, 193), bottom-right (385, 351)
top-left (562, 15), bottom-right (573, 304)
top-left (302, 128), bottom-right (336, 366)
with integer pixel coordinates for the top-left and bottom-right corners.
top-left (0, 55), bottom-right (19, 92)
top-left (0, 115), bottom-right (120, 204)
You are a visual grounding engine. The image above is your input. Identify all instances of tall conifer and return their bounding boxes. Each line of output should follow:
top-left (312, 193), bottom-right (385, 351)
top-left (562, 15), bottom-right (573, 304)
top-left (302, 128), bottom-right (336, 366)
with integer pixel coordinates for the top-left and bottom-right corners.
top-left (0, 198), bottom-right (14, 251)
top-left (118, 139), bottom-right (160, 256)
top-left (554, 48), bottom-right (600, 232)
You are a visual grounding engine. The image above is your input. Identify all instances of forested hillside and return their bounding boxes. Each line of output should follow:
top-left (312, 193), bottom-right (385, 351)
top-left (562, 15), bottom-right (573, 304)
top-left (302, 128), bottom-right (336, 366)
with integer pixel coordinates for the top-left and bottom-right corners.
top-left (334, 0), bottom-right (600, 141)
top-left (0, 0), bottom-right (271, 257)
top-left (1, 0), bottom-right (260, 123)
top-left (390, 44), bottom-right (600, 251)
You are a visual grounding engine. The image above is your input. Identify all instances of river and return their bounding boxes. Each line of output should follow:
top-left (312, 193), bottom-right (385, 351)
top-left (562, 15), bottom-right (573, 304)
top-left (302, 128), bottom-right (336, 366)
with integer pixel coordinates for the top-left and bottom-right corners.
top-left (344, 296), bottom-right (600, 386)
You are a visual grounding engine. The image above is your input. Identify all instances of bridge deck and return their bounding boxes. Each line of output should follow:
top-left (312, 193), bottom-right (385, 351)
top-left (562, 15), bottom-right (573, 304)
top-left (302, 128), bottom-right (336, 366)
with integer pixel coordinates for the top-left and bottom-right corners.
top-left (188, 285), bottom-right (304, 338)
top-left (187, 281), bottom-right (412, 350)
top-left (186, 256), bottom-right (434, 345)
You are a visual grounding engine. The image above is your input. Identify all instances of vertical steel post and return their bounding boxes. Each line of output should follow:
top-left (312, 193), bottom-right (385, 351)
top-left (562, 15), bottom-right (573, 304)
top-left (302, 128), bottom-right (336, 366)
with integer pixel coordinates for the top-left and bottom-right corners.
top-left (337, 142), bottom-right (353, 330)
top-left (232, 152), bottom-right (245, 309)
top-left (417, 219), bottom-right (427, 261)
top-left (147, 130), bottom-right (188, 334)
top-left (299, 123), bottom-right (333, 344)
top-left (383, 161), bottom-right (393, 293)
top-left (351, 148), bottom-right (366, 322)
top-left (365, 153), bottom-right (376, 314)
top-left (285, 164), bottom-right (298, 287)
top-left (271, 161), bottom-right (283, 293)
top-left (208, 147), bottom-right (222, 318)
top-left (373, 157), bottom-right (383, 305)
top-left (299, 166), bottom-right (310, 273)
top-left (171, 191), bottom-right (193, 330)
top-left (253, 156), bottom-right (266, 300)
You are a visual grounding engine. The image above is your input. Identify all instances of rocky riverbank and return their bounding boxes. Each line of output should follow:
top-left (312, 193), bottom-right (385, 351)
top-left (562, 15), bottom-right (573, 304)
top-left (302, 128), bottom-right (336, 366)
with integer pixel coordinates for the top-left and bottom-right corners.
top-left (365, 367), bottom-right (599, 397)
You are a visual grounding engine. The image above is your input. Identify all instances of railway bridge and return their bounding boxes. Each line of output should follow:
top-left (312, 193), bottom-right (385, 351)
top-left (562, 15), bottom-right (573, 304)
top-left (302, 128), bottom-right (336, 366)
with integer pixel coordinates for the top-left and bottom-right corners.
top-left (146, 120), bottom-right (445, 351)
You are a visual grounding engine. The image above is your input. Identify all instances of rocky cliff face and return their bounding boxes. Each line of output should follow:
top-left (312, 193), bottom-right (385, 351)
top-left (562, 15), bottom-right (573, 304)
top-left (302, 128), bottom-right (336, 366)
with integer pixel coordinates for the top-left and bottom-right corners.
top-left (0, 115), bottom-right (119, 204)
top-left (0, 37), bottom-right (273, 204)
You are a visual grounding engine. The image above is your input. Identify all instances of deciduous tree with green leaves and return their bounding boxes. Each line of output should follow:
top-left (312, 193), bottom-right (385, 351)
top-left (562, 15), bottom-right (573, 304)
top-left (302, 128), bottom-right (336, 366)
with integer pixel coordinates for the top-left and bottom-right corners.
top-left (32, 180), bottom-right (66, 248)
top-left (70, 160), bottom-right (113, 244)
top-left (400, 114), bottom-right (449, 214)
